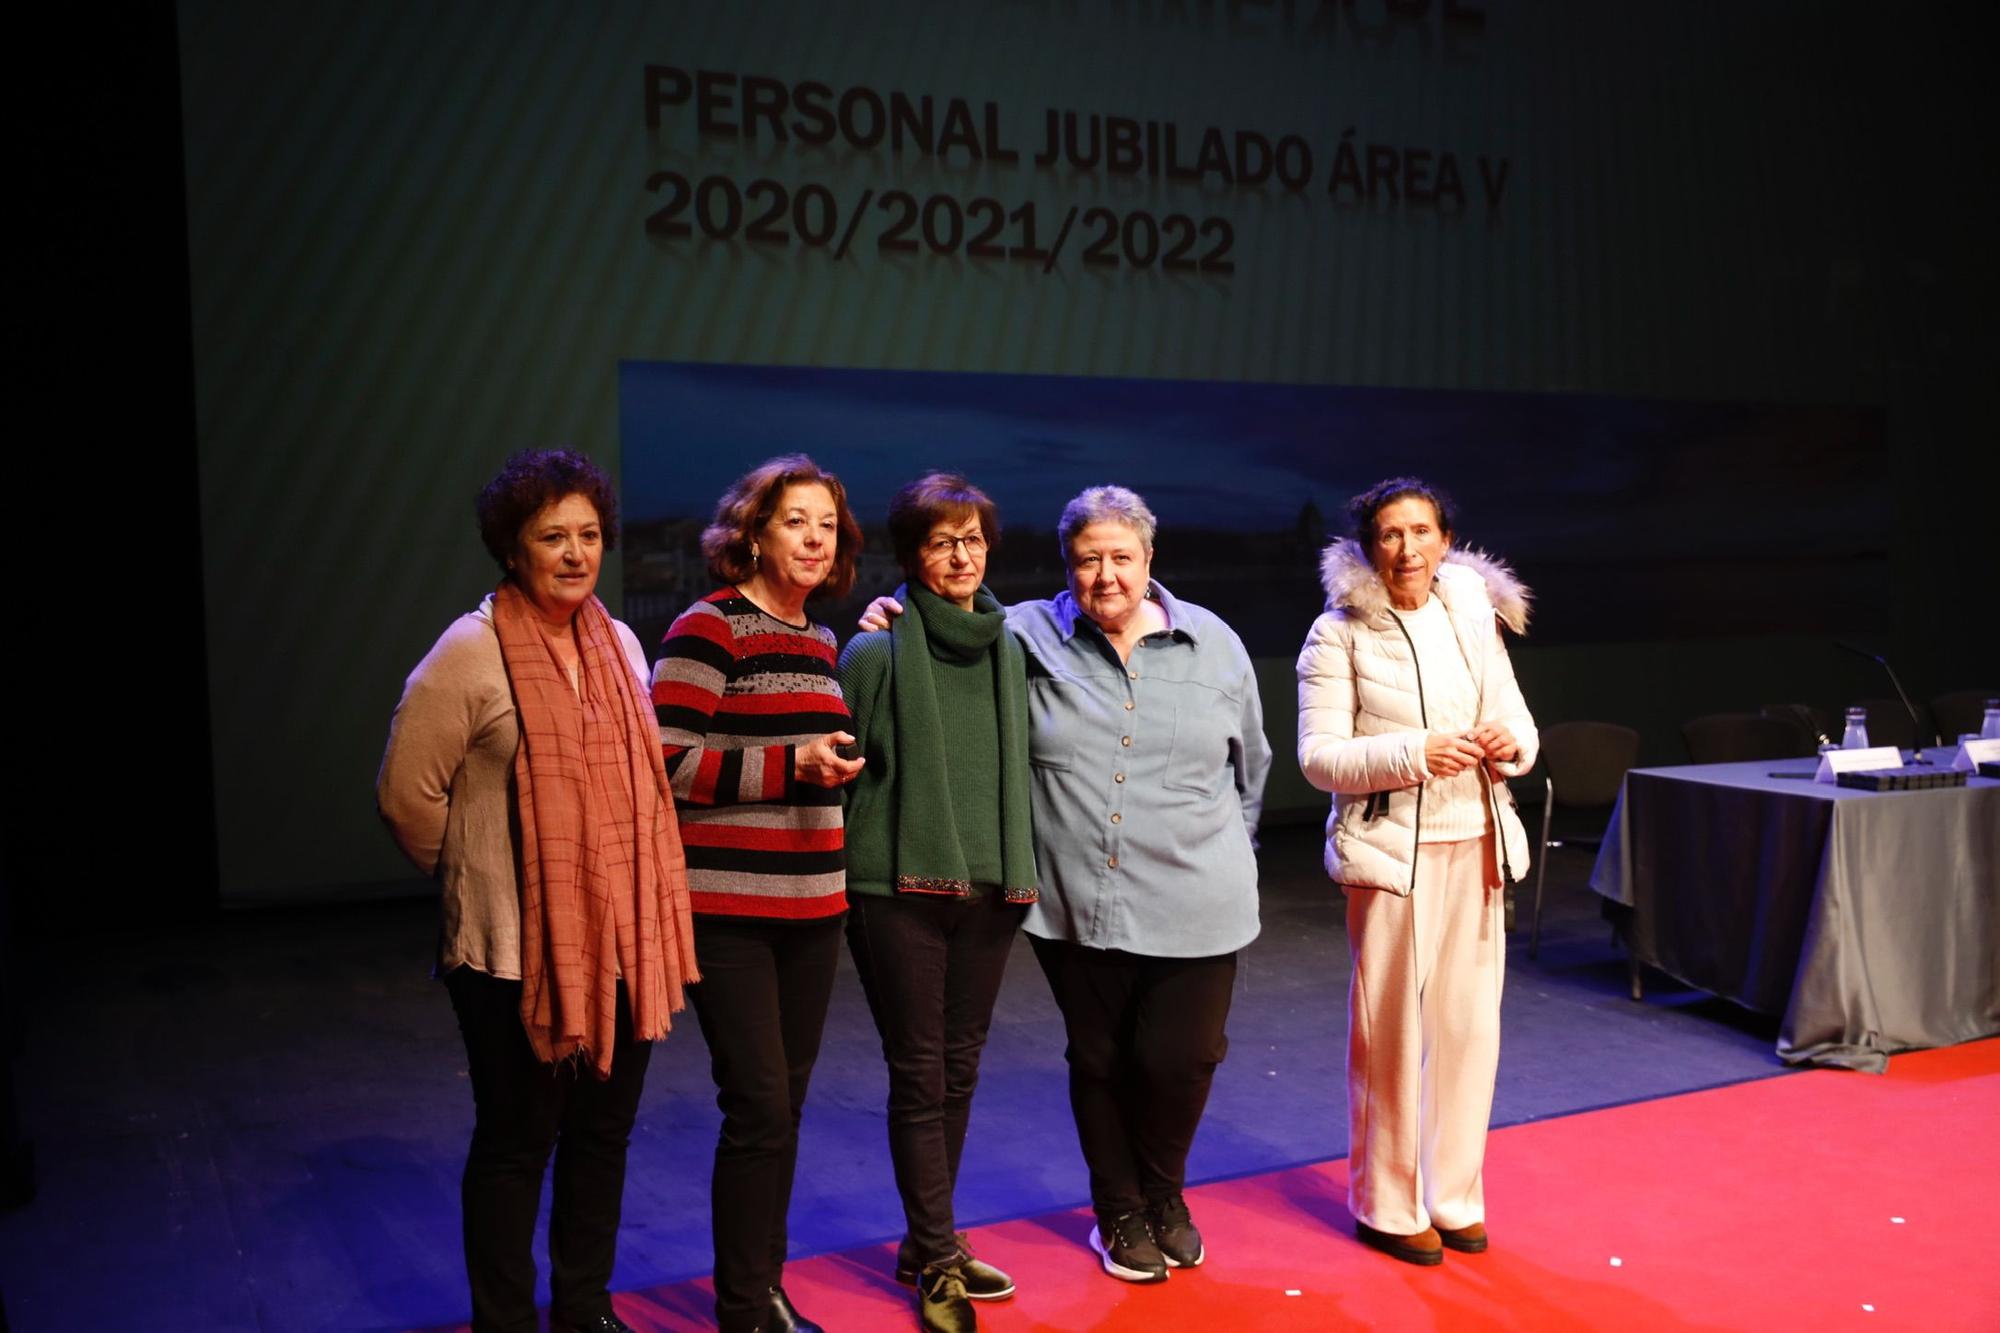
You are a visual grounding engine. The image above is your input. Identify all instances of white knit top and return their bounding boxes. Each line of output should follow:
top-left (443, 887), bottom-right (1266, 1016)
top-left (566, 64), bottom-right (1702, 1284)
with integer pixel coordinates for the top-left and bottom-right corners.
top-left (1397, 596), bottom-right (1491, 844)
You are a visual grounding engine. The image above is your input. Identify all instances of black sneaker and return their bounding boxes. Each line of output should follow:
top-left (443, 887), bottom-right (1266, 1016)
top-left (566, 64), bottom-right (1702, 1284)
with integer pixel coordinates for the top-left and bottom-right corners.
top-left (894, 1232), bottom-right (1016, 1300)
top-left (1147, 1193), bottom-right (1205, 1268)
top-left (1089, 1210), bottom-right (1169, 1283)
top-left (917, 1260), bottom-right (978, 1333)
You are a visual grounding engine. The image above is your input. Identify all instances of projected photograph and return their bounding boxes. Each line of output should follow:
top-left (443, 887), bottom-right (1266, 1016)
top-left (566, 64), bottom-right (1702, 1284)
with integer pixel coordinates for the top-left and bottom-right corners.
top-left (620, 362), bottom-right (1888, 654)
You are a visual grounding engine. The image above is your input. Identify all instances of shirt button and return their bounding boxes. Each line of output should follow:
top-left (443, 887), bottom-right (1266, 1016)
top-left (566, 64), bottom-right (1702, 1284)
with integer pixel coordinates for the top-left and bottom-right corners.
top-left (1107, 855), bottom-right (1119, 868)
top-left (1121, 735), bottom-right (1132, 747)
top-left (1124, 700), bottom-right (1135, 711)
top-left (1128, 670), bottom-right (1139, 680)
top-left (1110, 812), bottom-right (1122, 824)
top-left (1114, 772), bottom-right (1125, 783)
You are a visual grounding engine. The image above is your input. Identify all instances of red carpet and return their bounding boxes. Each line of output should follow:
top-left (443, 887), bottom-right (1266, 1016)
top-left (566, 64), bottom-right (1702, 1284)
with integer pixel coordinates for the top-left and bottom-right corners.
top-left (428, 1038), bottom-right (2000, 1331)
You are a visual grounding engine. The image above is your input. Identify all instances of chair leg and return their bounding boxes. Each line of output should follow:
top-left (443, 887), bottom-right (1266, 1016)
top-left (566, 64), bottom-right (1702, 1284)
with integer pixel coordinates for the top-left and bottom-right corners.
top-left (1530, 784), bottom-right (1553, 959)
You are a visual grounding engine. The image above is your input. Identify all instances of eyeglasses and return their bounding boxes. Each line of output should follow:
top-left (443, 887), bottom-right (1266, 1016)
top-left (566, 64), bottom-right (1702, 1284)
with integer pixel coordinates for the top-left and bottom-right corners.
top-left (922, 534), bottom-right (988, 559)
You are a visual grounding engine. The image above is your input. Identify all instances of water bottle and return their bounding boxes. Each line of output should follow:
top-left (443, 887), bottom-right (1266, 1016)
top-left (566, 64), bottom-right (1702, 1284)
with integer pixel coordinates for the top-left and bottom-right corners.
top-left (1982, 699), bottom-right (2000, 741)
top-left (1841, 707), bottom-right (1870, 750)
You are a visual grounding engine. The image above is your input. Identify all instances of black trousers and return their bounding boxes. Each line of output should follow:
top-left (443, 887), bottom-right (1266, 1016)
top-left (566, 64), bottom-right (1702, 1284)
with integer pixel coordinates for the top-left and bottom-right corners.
top-left (688, 913), bottom-right (844, 1333)
top-left (1029, 936), bottom-right (1237, 1219)
top-left (445, 966), bottom-right (652, 1333)
top-left (846, 891), bottom-right (1024, 1267)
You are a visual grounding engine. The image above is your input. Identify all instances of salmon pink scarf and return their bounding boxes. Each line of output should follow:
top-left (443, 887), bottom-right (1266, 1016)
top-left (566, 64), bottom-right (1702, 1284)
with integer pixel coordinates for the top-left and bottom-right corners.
top-left (493, 581), bottom-right (698, 1077)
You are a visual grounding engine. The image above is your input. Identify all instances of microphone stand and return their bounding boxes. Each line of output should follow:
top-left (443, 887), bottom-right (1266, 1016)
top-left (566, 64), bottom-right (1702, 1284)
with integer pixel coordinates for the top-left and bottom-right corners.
top-left (1835, 640), bottom-right (1936, 763)
top-left (1781, 703), bottom-right (1831, 750)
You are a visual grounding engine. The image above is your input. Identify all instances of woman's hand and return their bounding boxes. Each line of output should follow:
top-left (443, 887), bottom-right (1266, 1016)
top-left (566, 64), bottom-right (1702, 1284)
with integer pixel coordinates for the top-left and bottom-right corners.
top-left (1424, 731), bottom-right (1487, 778)
top-left (857, 595), bottom-right (904, 632)
top-left (1467, 721), bottom-right (1520, 766)
top-left (796, 731), bottom-right (865, 787)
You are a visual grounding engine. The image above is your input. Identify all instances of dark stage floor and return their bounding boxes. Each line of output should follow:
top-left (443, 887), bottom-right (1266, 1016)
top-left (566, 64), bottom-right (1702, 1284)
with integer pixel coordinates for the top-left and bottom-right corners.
top-left (0, 825), bottom-right (1787, 1332)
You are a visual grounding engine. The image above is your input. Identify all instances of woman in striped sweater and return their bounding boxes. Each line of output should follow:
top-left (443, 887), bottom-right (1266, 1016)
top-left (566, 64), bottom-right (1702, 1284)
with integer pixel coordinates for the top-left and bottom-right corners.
top-left (651, 455), bottom-right (866, 1333)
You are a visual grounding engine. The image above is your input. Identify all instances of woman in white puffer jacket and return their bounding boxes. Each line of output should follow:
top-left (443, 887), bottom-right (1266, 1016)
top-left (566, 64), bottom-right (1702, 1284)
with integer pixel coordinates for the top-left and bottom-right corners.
top-left (1295, 477), bottom-right (1538, 1269)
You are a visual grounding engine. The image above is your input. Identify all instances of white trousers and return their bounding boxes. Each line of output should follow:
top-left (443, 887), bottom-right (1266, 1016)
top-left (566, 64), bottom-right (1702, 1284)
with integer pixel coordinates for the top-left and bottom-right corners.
top-left (1345, 834), bottom-right (1504, 1235)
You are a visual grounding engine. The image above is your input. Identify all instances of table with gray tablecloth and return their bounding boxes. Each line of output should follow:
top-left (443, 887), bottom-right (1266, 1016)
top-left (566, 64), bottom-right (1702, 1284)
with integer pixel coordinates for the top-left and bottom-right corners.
top-left (1589, 749), bottom-right (2000, 1071)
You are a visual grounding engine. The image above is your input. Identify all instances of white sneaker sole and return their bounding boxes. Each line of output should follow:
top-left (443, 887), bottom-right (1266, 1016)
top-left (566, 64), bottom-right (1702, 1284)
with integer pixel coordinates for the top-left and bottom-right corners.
top-left (1088, 1225), bottom-right (1169, 1283)
top-left (1162, 1241), bottom-right (1205, 1269)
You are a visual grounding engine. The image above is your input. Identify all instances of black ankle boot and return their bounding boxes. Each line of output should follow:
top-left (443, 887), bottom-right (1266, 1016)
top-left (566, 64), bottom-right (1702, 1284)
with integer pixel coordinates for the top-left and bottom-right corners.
top-left (765, 1284), bottom-right (823, 1333)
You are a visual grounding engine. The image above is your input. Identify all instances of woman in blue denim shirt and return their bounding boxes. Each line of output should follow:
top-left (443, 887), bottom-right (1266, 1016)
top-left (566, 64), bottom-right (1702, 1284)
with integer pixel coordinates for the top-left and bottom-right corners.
top-left (867, 484), bottom-right (1271, 1286)
top-left (1009, 486), bottom-right (1269, 1286)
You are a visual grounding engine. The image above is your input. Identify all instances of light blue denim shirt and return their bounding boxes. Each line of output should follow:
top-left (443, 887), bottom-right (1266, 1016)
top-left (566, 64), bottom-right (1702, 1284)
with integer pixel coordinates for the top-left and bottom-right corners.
top-left (1008, 580), bottom-right (1269, 957)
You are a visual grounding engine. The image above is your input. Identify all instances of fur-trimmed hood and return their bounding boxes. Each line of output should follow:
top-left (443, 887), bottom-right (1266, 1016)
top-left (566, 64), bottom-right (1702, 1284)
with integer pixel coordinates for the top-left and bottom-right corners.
top-left (1318, 539), bottom-right (1532, 635)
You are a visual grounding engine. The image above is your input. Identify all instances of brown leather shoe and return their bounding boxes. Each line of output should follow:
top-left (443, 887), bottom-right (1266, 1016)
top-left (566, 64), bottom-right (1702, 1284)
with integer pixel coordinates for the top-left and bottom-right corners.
top-left (1436, 1222), bottom-right (1489, 1253)
top-left (1355, 1221), bottom-right (1444, 1266)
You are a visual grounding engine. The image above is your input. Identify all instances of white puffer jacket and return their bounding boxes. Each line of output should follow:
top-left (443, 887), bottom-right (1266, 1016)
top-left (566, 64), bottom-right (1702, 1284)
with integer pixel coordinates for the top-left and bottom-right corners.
top-left (1295, 541), bottom-right (1539, 894)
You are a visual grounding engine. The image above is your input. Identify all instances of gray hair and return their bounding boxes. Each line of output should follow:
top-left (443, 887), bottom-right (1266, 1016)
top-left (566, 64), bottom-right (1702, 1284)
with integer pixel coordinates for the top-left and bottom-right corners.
top-left (1057, 485), bottom-right (1157, 561)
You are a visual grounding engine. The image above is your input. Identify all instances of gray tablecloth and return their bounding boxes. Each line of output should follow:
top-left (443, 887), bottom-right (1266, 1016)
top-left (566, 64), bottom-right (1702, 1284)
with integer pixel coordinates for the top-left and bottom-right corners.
top-left (1590, 750), bottom-right (2000, 1071)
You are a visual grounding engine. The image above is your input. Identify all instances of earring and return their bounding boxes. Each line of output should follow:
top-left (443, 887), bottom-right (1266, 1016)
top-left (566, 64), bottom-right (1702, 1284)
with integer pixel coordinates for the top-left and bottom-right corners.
top-left (752, 544), bottom-right (761, 568)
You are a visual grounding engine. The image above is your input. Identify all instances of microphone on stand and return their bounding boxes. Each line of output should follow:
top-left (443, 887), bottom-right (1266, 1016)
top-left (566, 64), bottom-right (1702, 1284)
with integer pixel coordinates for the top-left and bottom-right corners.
top-left (1835, 640), bottom-right (1937, 761)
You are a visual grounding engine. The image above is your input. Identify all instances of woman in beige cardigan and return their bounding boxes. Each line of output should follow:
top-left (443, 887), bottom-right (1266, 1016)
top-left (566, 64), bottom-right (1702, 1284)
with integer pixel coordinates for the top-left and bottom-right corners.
top-left (378, 449), bottom-right (697, 1333)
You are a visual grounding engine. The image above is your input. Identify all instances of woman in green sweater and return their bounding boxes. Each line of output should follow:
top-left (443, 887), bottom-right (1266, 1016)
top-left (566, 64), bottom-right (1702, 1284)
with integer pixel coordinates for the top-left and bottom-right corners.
top-left (838, 474), bottom-right (1039, 1333)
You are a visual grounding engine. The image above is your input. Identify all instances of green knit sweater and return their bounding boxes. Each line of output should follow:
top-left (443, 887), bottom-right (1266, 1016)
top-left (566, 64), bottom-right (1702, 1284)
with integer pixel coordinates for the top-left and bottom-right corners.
top-left (837, 583), bottom-right (1037, 901)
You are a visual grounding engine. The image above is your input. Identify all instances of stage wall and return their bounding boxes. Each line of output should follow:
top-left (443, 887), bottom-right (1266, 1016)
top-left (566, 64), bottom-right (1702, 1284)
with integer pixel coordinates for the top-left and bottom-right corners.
top-left (176, 1), bottom-right (1987, 900)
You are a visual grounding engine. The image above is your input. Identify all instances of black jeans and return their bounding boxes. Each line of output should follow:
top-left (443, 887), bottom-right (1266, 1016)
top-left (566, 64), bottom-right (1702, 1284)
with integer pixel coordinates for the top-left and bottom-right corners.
top-left (688, 913), bottom-right (844, 1333)
top-left (1029, 936), bottom-right (1237, 1219)
top-left (445, 966), bottom-right (652, 1333)
top-left (846, 891), bottom-right (1024, 1267)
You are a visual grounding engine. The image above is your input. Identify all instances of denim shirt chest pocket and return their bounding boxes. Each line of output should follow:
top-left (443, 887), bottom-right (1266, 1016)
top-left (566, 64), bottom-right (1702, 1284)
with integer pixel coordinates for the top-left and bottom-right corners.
top-left (1158, 676), bottom-right (1241, 795)
top-left (1026, 658), bottom-right (1101, 773)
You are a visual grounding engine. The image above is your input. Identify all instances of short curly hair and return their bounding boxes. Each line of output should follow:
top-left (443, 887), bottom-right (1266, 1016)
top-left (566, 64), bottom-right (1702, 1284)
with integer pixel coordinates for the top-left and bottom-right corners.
top-left (701, 454), bottom-right (862, 600)
top-left (474, 449), bottom-right (619, 574)
top-left (886, 472), bottom-right (1000, 577)
top-left (1347, 476), bottom-right (1455, 547)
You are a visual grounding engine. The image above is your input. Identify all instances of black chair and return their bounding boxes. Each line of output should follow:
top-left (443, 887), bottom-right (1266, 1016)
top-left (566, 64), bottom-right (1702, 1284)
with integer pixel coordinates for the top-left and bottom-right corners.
top-left (1530, 721), bottom-right (1641, 960)
top-left (1849, 697), bottom-right (1927, 751)
top-left (1930, 689), bottom-right (1997, 743)
top-left (1681, 713), bottom-right (1806, 764)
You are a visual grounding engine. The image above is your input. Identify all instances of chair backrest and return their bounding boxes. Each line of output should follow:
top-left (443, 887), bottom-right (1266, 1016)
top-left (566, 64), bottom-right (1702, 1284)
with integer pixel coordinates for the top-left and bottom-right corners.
top-left (1541, 721), bottom-right (1641, 808)
top-left (1761, 702), bottom-right (1833, 751)
top-left (1930, 689), bottom-right (1997, 742)
top-left (1849, 696), bottom-right (1925, 750)
top-left (1682, 712), bottom-right (1806, 763)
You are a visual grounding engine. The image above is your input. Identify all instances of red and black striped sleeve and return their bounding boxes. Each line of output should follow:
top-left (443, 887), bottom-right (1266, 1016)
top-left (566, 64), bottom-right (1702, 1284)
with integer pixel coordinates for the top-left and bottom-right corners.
top-left (651, 593), bottom-right (848, 808)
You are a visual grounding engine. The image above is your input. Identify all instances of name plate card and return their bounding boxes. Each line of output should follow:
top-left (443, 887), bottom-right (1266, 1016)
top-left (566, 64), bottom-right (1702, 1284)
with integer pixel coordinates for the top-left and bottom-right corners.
top-left (1953, 738), bottom-right (2000, 771)
top-left (1815, 746), bottom-right (1902, 783)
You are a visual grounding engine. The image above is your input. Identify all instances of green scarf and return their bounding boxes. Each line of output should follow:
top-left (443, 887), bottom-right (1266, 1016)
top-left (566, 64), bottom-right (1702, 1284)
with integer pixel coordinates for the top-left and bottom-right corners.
top-left (889, 582), bottom-right (1038, 902)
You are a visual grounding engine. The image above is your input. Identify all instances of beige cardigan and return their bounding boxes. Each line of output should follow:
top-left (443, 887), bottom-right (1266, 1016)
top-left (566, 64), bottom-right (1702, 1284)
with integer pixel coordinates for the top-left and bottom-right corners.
top-left (377, 597), bottom-right (650, 978)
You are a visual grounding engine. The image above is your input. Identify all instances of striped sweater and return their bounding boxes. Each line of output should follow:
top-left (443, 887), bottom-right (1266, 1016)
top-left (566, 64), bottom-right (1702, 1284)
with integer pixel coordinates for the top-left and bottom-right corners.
top-left (651, 588), bottom-right (849, 919)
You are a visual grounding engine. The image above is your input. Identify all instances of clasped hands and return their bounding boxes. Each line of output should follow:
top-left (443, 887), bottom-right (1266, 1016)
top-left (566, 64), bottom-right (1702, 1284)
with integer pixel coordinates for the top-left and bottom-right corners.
top-left (1424, 722), bottom-right (1519, 778)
